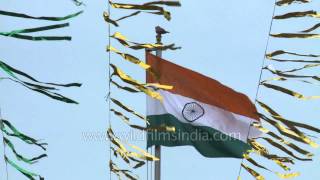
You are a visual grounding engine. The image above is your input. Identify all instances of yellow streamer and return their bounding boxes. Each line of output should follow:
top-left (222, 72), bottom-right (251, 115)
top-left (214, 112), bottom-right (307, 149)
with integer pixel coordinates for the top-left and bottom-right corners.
top-left (271, 33), bottom-right (320, 38)
top-left (109, 0), bottom-right (177, 21)
top-left (252, 123), bottom-right (313, 157)
top-left (103, 12), bottom-right (119, 27)
top-left (301, 23), bottom-right (320, 33)
top-left (110, 98), bottom-right (148, 123)
top-left (110, 64), bottom-right (163, 101)
top-left (259, 137), bottom-right (312, 161)
top-left (276, 0), bottom-right (311, 6)
top-left (261, 82), bottom-right (320, 100)
top-left (108, 128), bottom-right (159, 162)
top-left (276, 172), bottom-right (300, 179)
top-left (109, 160), bottom-right (138, 180)
top-left (111, 32), bottom-right (180, 51)
top-left (241, 164), bottom-right (265, 180)
top-left (107, 46), bottom-right (150, 69)
top-left (274, 10), bottom-right (320, 19)
top-left (266, 50), bottom-right (320, 59)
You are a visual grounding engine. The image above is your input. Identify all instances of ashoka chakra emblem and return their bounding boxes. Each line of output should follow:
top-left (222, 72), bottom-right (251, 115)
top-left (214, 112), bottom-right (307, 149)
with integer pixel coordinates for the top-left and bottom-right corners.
top-left (182, 102), bottom-right (205, 122)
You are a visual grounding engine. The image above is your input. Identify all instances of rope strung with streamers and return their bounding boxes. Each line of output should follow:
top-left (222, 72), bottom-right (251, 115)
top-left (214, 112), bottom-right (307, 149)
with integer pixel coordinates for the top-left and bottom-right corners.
top-left (236, 0), bottom-right (278, 178)
top-left (107, 1), bottom-right (113, 180)
top-left (238, 0), bottom-right (320, 179)
top-left (0, 108), bottom-right (9, 180)
top-left (104, 1), bottom-right (181, 179)
top-left (0, 3), bottom-right (83, 179)
top-left (108, 127), bottom-right (162, 179)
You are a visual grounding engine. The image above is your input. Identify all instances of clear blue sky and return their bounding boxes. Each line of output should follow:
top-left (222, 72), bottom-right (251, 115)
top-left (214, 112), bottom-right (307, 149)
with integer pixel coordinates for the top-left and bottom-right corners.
top-left (0, 0), bottom-right (319, 179)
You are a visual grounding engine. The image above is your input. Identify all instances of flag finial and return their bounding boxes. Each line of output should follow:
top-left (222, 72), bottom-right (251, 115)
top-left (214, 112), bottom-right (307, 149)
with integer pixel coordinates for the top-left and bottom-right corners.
top-left (155, 26), bottom-right (169, 44)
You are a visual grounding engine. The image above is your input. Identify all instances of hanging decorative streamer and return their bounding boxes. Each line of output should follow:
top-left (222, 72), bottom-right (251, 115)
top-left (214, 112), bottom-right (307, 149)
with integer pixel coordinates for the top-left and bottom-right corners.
top-left (107, 46), bottom-right (161, 80)
top-left (1, 119), bottom-right (47, 180)
top-left (273, 11), bottom-right (320, 19)
top-left (110, 160), bottom-right (138, 180)
top-left (111, 108), bottom-right (147, 131)
top-left (72, 0), bottom-right (85, 6)
top-left (300, 23), bottom-right (320, 33)
top-left (103, 1), bottom-right (181, 27)
top-left (105, 1), bottom-right (180, 179)
top-left (276, 0), bottom-right (311, 6)
top-left (263, 65), bottom-right (320, 81)
top-left (239, 0), bottom-right (320, 179)
top-left (0, 60), bottom-right (81, 104)
top-left (5, 156), bottom-right (44, 180)
top-left (111, 79), bottom-right (141, 93)
top-left (110, 32), bottom-right (181, 51)
top-left (0, 10), bottom-right (82, 41)
top-left (0, 23), bottom-right (73, 41)
top-left (258, 113), bottom-right (316, 147)
top-left (252, 122), bottom-right (313, 158)
top-left (261, 83), bottom-right (320, 100)
top-left (109, 99), bottom-right (148, 123)
top-left (1, 120), bottom-right (47, 150)
top-left (266, 50), bottom-right (320, 59)
top-left (110, 63), bottom-right (173, 101)
top-left (107, 46), bottom-right (151, 69)
top-left (270, 33), bottom-right (320, 39)
top-left (243, 153), bottom-right (300, 179)
top-left (241, 163), bottom-right (265, 180)
top-left (0, 10), bottom-right (83, 21)
top-left (108, 0), bottom-right (181, 21)
top-left (257, 101), bottom-right (320, 134)
top-left (107, 128), bottom-right (159, 168)
top-left (267, 58), bottom-right (320, 63)
top-left (111, 108), bottom-right (175, 132)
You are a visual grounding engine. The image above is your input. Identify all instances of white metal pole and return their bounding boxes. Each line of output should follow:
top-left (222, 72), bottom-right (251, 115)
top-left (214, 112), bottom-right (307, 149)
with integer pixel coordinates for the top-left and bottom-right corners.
top-left (154, 26), bottom-right (165, 180)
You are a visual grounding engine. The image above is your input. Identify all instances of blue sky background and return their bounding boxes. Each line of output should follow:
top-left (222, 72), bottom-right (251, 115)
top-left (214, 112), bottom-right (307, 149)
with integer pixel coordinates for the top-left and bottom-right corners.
top-left (0, 0), bottom-right (319, 179)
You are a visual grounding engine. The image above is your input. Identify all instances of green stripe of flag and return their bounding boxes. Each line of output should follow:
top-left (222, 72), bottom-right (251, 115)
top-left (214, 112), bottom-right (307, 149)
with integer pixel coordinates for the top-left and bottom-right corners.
top-left (147, 114), bottom-right (251, 158)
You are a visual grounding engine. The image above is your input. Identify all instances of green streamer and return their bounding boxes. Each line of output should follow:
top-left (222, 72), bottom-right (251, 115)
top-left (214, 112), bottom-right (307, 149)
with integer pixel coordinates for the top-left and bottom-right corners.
top-left (5, 156), bottom-right (42, 180)
top-left (4, 137), bottom-right (47, 164)
top-left (0, 10), bottom-right (83, 21)
top-left (1, 119), bottom-right (47, 150)
top-left (0, 23), bottom-right (72, 41)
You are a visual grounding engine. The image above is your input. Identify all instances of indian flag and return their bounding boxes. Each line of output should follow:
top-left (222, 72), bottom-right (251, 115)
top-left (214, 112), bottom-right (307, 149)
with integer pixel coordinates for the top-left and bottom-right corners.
top-left (146, 52), bottom-right (262, 158)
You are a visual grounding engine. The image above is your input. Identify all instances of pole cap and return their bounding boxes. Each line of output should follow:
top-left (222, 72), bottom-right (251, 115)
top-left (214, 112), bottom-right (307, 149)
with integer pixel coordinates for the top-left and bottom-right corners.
top-left (155, 26), bottom-right (170, 35)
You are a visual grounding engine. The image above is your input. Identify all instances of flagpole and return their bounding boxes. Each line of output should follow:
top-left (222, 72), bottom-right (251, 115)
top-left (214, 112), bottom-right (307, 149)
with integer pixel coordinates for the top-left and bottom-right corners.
top-left (154, 26), bottom-right (167, 180)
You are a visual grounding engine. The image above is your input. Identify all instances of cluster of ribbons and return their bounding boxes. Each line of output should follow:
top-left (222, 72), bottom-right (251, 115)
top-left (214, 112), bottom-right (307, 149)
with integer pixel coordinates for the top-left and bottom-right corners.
top-left (0, 1), bottom-right (83, 179)
top-left (239, 0), bottom-right (320, 179)
top-left (104, 1), bottom-right (181, 179)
